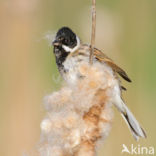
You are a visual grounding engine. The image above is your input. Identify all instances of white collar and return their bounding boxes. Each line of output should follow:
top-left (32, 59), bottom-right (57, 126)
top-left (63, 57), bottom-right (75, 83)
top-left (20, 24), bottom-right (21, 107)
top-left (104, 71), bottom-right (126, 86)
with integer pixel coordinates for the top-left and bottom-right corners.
top-left (62, 36), bottom-right (80, 53)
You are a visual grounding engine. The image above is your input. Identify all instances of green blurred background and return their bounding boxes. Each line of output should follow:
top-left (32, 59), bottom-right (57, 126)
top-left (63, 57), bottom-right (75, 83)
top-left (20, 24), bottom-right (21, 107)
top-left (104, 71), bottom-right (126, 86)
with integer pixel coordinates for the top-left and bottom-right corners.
top-left (0, 0), bottom-right (156, 156)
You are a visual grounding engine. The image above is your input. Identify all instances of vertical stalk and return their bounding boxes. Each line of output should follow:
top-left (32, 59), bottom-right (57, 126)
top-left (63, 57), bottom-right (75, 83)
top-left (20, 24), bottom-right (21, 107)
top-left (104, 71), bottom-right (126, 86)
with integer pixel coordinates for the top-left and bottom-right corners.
top-left (89, 0), bottom-right (96, 64)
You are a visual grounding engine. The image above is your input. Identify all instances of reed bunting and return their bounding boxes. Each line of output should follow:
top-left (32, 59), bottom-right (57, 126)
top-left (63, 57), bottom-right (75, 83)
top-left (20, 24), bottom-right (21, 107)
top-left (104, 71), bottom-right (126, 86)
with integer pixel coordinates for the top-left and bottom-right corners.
top-left (52, 26), bottom-right (146, 140)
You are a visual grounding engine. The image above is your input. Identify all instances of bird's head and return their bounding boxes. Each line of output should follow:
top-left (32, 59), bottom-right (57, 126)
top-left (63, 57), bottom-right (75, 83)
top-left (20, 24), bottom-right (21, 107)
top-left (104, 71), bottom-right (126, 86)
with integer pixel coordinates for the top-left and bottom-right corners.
top-left (53, 27), bottom-right (80, 53)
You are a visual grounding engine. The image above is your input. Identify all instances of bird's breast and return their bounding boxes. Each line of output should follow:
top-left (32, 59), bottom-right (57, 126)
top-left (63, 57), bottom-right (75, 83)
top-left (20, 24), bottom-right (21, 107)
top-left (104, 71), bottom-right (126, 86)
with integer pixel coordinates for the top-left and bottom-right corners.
top-left (63, 55), bottom-right (85, 84)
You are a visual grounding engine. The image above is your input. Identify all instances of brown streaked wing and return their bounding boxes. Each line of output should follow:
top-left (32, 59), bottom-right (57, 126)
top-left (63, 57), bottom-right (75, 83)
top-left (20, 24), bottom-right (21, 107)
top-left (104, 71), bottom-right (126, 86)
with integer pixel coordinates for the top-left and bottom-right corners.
top-left (94, 48), bottom-right (132, 82)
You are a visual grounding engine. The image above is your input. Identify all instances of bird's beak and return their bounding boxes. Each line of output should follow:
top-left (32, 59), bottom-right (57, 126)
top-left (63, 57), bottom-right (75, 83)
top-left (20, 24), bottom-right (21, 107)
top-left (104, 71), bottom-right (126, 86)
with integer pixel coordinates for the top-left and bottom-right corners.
top-left (52, 40), bottom-right (60, 46)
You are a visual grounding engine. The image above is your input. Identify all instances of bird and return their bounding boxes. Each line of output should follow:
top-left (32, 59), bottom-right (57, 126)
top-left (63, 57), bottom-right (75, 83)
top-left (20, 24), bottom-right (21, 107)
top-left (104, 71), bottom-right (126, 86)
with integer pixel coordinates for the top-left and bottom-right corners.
top-left (52, 26), bottom-right (146, 140)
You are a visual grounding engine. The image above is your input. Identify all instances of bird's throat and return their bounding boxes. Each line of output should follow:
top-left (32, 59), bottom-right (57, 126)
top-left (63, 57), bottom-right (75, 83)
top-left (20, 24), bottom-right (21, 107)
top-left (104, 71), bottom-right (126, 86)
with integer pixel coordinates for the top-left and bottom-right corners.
top-left (54, 46), bottom-right (69, 72)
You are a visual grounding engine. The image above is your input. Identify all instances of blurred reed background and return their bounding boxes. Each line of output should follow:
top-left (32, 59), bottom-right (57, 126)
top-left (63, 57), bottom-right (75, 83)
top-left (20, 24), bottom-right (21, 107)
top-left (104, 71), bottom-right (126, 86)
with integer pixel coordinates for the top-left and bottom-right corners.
top-left (0, 0), bottom-right (156, 156)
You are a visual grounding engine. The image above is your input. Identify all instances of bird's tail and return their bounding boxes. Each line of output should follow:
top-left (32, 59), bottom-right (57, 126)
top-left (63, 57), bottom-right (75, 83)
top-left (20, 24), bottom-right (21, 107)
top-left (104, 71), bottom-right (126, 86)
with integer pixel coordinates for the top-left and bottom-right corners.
top-left (120, 101), bottom-right (147, 141)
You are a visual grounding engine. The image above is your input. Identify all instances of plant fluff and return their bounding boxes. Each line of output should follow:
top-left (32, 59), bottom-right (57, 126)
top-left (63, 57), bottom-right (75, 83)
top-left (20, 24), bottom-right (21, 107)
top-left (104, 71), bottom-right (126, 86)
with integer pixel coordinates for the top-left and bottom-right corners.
top-left (38, 60), bottom-right (117, 156)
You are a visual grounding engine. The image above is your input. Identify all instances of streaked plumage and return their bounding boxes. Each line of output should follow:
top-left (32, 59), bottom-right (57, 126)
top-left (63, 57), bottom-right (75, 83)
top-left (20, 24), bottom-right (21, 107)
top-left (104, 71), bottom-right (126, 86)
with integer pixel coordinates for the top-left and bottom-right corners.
top-left (52, 27), bottom-right (146, 140)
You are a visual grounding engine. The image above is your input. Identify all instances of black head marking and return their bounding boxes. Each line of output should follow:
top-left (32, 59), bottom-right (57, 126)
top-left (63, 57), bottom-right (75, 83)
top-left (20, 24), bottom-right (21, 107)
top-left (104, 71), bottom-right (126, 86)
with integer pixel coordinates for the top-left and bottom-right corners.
top-left (53, 27), bottom-right (79, 73)
top-left (54, 27), bottom-right (77, 48)
top-left (54, 46), bottom-right (69, 73)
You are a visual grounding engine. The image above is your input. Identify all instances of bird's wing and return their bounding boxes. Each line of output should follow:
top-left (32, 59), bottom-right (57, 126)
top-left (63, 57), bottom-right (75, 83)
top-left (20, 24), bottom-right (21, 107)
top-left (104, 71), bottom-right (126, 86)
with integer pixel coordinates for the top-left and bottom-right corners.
top-left (94, 47), bottom-right (146, 140)
top-left (94, 48), bottom-right (132, 82)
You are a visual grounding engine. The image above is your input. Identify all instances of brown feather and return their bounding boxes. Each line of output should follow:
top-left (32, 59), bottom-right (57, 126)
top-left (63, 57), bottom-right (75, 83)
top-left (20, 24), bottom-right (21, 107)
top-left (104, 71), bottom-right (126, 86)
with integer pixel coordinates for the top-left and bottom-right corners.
top-left (93, 48), bottom-right (132, 82)
top-left (121, 86), bottom-right (127, 91)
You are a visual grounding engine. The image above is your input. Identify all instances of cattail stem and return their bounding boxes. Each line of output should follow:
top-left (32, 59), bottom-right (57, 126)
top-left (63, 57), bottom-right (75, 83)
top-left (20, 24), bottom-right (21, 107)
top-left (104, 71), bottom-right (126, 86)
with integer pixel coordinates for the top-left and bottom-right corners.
top-left (89, 0), bottom-right (96, 65)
